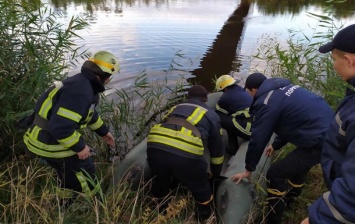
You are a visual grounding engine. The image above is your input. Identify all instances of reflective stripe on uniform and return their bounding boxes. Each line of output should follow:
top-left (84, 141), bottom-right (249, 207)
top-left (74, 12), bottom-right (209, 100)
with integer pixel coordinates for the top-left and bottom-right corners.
top-left (216, 104), bottom-right (229, 114)
top-left (57, 107), bottom-right (82, 122)
top-left (264, 90), bottom-right (274, 105)
top-left (24, 133), bottom-right (76, 158)
top-left (323, 191), bottom-right (355, 224)
top-left (38, 85), bottom-right (62, 118)
top-left (76, 171), bottom-right (100, 198)
top-left (57, 131), bottom-right (81, 148)
top-left (56, 187), bottom-right (74, 199)
top-left (231, 108), bottom-right (252, 136)
top-left (184, 104), bottom-right (208, 125)
top-left (211, 155), bottom-right (224, 165)
top-left (148, 125), bottom-right (204, 155)
top-left (82, 104), bottom-right (95, 129)
top-left (198, 195), bottom-right (213, 205)
top-left (335, 112), bottom-right (346, 136)
top-left (89, 117), bottom-right (104, 130)
top-left (267, 188), bottom-right (286, 196)
top-left (288, 180), bottom-right (303, 188)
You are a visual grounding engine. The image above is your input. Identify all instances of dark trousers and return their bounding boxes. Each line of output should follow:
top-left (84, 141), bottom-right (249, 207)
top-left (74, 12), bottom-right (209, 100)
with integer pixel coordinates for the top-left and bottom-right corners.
top-left (147, 148), bottom-right (211, 203)
top-left (219, 113), bottom-right (250, 154)
top-left (44, 155), bottom-right (97, 194)
top-left (147, 148), bottom-right (213, 221)
top-left (265, 145), bottom-right (321, 224)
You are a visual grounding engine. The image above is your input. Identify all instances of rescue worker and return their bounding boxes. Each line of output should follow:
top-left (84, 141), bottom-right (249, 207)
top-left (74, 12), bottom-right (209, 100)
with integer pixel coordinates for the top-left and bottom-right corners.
top-left (230, 73), bottom-right (334, 224)
top-left (302, 24), bottom-right (355, 224)
top-left (23, 51), bottom-right (119, 203)
top-left (215, 74), bottom-right (252, 154)
top-left (146, 85), bottom-right (225, 222)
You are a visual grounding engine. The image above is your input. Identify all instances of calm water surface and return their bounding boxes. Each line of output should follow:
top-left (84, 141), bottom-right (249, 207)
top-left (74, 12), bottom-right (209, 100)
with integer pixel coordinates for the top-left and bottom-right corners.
top-left (46, 0), bottom-right (355, 92)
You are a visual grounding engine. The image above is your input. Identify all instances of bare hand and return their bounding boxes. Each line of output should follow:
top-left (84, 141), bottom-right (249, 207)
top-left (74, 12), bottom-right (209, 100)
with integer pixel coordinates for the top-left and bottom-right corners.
top-left (265, 145), bottom-right (274, 157)
top-left (300, 218), bottom-right (309, 224)
top-left (231, 170), bottom-right (251, 184)
top-left (102, 132), bottom-right (115, 146)
top-left (77, 145), bottom-right (91, 160)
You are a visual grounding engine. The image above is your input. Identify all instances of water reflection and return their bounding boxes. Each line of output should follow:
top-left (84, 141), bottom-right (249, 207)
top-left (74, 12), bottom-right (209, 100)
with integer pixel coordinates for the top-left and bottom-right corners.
top-left (46, 0), bottom-right (355, 18)
top-left (250, 0), bottom-right (355, 17)
top-left (49, 0), bottom-right (168, 13)
top-left (190, 0), bottom-right (250, 91)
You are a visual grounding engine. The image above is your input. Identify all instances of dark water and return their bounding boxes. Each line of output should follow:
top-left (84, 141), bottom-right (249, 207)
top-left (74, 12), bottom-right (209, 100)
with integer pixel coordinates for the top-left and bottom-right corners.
top-left (45, 0), bottom-right (355, 92)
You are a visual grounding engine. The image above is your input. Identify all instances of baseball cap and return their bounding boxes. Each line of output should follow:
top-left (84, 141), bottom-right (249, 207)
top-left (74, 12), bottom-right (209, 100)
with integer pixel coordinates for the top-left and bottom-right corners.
top-left (244, 73), bottom-right (267, 90)
top-left (188, 85), bottom-right (208, 102)
top-left (319, 24), bottom-right (355, 54)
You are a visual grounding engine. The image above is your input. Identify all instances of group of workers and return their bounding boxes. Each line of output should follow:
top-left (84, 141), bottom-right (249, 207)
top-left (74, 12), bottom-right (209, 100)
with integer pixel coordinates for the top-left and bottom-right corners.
top-left (23, 24), bottom-right (355, 223)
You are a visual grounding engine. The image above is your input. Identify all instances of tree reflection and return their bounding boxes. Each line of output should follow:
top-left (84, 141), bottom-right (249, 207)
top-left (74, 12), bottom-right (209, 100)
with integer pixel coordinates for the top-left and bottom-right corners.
top-left (49, 0), bottom-right (167, 13)
top-left (45, 0), bottom-right (355, 18)
top-left (250, 0), bottom-right (355, 18)
top-left (190, 0), bottom-right (250, 91)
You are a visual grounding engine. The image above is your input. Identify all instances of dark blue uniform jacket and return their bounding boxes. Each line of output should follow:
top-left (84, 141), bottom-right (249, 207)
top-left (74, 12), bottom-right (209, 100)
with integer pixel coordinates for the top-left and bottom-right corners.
top-left (245, 78), bottom-right (333, 172)
top-left (308, 79), bottom-right (355, 224)
top-left (216, 84), bottom-right (252, 114)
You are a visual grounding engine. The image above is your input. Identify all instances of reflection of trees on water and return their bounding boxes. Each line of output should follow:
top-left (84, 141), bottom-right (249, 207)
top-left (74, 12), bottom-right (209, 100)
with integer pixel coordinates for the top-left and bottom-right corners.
top-left (190, 0), bottom-right (250, 91)
top-left (250, 0), bottom-right (355, 18)
top-left (49, 0), bottom-right (167, 13)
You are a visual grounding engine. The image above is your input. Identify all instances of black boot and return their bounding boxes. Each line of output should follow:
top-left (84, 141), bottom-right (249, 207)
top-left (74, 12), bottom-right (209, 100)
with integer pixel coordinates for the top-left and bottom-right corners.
top-left (266, 197), bottom-right (286, 224)
top-left (285, 185), bottom-right (302, 210)
top-left (195, 201), bottom-right (213, 222)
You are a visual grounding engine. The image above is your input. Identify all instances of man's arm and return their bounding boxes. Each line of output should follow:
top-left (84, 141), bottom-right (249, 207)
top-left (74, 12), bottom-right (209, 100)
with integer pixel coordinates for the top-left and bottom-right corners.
top-left (308, 131), bottom-right (355, 223)
top-left (231, 102), bottom-right (279, 183)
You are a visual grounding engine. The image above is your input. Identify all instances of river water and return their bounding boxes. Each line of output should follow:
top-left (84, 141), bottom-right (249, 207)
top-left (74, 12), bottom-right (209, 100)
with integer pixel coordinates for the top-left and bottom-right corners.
top-left (46, 0), bottom-right (355, 92)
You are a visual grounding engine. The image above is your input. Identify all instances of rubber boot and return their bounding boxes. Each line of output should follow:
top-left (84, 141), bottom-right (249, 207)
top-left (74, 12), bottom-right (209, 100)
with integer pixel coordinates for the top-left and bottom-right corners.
top-left (285, 185), bottom-right (302, 210)
top-left (266, 196), bottom-right (286, 224)
top-left (195, 201), bottom-right (213, 222)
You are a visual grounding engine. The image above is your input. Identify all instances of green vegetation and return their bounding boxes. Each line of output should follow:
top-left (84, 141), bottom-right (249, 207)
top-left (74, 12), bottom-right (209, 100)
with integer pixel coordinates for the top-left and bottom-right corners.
top-left (249, 0), bottom-right (355, 17)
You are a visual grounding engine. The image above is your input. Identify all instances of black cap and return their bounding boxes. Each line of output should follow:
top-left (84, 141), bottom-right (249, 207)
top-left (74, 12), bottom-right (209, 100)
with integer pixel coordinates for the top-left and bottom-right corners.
top-left (244, 73), bottom-right (267, 90)
top-left (188, 85), bottom-right (208, 102)
top-left (319, 24), bottom-right (355, 54)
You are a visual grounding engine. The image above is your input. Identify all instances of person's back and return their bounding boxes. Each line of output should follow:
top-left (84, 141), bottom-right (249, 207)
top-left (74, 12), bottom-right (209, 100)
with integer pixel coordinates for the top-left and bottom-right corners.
top-left (215, 75), bottom-right (253, 153)
top-left (231, 73), bottom-right (333, 224)
top-left (216, 84), bottom-right (252, 114)
top-left (251, 77), bottom-right (333, 152)
top-left (27, 73), bottom-right (101, 158)
top-left (147, 85), bottom-right (224, 222)
top-left (148, 93), bottom-right (224, 162)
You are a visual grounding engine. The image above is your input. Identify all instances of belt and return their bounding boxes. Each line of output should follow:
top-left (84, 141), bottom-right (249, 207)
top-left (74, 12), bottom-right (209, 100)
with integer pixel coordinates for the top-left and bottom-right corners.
top-left (164, 117), bottom-right (201, 138)
top-left (34, 114), bottom-right (49, 130)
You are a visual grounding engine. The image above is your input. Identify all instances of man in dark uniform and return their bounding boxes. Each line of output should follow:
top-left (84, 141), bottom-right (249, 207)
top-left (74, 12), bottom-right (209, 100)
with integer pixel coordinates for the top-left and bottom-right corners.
top-left (231, 73), bottom-right (334, 224)
top-left (303, 24), bottom-right (355, 224)
top-left (147, 85), bottom-right (225, 222)
top-left (215, 74), bottom-right (252, 154)
top-left (24, 51), bottom-right (119, 202)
